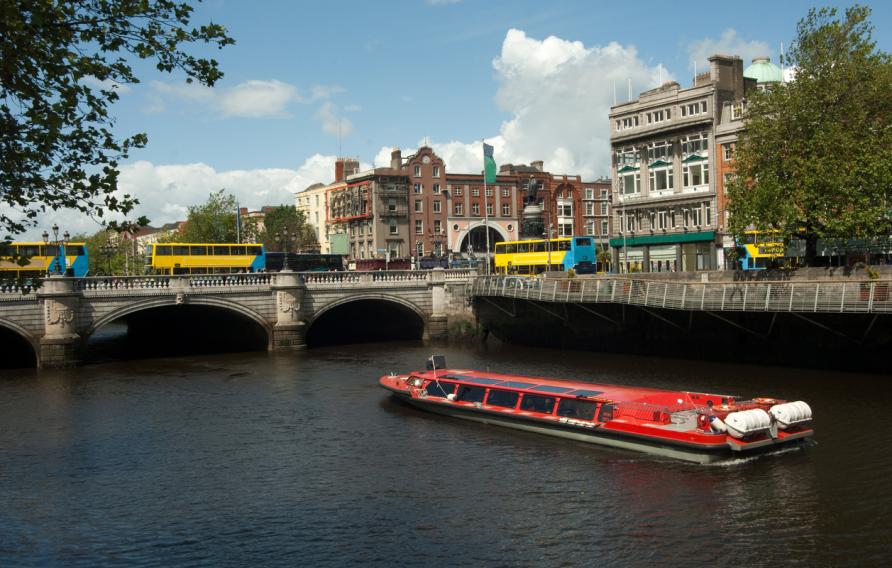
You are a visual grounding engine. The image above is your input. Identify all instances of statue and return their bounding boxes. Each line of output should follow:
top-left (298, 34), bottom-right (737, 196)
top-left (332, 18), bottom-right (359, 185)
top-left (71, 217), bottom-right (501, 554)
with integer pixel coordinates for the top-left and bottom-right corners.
top-left (525, 176), bottom-right (539, 206)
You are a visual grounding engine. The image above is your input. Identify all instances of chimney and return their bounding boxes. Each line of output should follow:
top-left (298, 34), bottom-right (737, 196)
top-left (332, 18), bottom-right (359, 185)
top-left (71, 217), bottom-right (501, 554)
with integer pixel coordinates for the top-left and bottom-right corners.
top-left (531, 160), bottom-right (544, 171)
top-left (344, 158), bottom-right (359, 178)
top-left (335, 158), bottom-right (345, 182)
top-left (390, 148), bottom-right (402, 169)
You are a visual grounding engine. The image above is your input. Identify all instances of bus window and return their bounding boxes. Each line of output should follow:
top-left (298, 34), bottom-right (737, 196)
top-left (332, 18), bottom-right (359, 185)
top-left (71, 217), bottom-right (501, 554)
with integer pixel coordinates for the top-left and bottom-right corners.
top-left (556, 240), bottom-right (571, 251)
top-left (249, 245), bottom-right (262, 256)
top-left (155, 245), bottom-right (171, 256)
top-left (172, 246), bottom-right (190, 256)
top-left (575, 238), bottom-right (592, 247)
top-left (212, 246), bottom-right (230, 255)
top-left (506, 244), bottom-right (517, 254)
top-left (533, 241), bottom-right (546, 252)
top-left (190, 245), bottom-right (207, 256)
top-left (495, 243), bottom-right (506, 253)
top-left (66, 245), bottom-right (86, 256)
top-left (18, 245), bottom-right (40, 257)
top-left (232, 246), bottom-right (247, 255)
top-left (517, 243), bottom-right (529, 253)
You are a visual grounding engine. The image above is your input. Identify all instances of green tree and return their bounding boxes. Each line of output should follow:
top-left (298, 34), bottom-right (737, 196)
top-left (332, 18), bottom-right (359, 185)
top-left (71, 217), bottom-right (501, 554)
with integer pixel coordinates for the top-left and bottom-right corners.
top-left (727, 5), bottom-right (892, 265)
top-left (0, 1), bottom-right (234, 240)
top-left (259, 205), bottom-right (318, 252)
top-left (178, 190), bottom-right (238, 243)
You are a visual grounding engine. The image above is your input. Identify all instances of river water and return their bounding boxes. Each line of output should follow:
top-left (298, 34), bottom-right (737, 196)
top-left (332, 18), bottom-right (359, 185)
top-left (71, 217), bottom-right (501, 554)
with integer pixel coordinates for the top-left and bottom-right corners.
top-left (1, 341), bottom-right (890, 567)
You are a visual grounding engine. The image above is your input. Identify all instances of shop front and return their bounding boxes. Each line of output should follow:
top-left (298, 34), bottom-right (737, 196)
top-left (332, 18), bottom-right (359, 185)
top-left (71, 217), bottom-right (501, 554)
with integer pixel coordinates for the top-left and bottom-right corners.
top-left (609, 231), bottom-right (716, 273)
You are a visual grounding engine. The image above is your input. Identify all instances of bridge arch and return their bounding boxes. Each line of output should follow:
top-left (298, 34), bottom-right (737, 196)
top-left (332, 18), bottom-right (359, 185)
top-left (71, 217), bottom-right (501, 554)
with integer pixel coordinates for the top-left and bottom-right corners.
top-left (307, 293), bottom-right (429, 346)
top-left (0, 318), bottom-right (40, 368)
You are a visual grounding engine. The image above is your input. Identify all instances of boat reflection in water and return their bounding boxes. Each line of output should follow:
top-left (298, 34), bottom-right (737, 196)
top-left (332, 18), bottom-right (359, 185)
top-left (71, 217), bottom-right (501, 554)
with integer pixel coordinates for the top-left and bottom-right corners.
top-left (380, 356), bottom-right (814, 464)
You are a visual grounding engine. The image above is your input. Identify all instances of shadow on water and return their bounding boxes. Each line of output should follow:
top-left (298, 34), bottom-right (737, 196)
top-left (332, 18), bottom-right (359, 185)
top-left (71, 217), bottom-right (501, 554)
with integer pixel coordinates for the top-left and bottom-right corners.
top-left (0, 325), bottom-right (37, 368)
top-left (307, 299), bottom-right (425, 347)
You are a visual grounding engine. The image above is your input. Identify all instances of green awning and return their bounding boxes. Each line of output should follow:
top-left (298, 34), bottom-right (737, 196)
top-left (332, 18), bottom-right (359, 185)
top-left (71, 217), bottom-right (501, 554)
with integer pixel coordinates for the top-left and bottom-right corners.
top-left (609, 230), bottom-right (716, 247)
top-left (648, 159), bottom-right (671, 168)
top-left (617, 165), bottom-right (639, 173)
top-left (682, 153), bottom-right (707, 163)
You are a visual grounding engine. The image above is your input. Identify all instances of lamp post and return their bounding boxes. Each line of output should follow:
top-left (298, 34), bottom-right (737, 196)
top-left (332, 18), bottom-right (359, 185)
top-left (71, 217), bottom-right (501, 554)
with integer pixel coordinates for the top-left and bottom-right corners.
top-left (275, 228), bottom-right (293, 271)
top-left (100, 243), bottom-right (116, 275)
top-left (544, 222), bottom-right (554, 274)
top-left (41, 224), bottom-right (69, 276)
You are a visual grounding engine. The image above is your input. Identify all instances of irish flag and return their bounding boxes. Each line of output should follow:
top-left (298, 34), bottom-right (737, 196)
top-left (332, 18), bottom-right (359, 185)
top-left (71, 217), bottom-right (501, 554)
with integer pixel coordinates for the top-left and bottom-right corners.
top-left (483, 142), bottom-right (497, 184)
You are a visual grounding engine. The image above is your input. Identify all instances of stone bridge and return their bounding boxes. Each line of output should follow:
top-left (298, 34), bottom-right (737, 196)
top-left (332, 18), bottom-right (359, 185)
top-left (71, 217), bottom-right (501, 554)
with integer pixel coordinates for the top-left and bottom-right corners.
top-left (0, 269), bottom-right (475, 368)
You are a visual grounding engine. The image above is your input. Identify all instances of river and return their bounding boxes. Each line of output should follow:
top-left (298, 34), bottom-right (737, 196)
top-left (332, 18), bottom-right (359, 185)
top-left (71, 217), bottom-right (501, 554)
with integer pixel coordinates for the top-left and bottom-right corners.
top-left (1, 341), bottom-right (889, 566)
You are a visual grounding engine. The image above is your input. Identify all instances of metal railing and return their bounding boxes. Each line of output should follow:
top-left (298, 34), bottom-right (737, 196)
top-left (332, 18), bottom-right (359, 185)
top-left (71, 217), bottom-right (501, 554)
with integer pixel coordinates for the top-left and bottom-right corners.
top-left (473, 276), bottom-right (892, 314)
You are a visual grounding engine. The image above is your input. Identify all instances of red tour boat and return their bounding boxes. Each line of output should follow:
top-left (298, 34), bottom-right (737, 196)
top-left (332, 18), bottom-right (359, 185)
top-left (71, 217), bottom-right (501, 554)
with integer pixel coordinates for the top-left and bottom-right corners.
top-left (379, 357), bottom-right (814, 463)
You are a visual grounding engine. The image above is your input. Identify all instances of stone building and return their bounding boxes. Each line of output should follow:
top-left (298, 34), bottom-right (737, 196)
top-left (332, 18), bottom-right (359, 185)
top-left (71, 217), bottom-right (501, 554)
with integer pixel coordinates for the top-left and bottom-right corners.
top-left (608, 54), bottom-right (755, 272)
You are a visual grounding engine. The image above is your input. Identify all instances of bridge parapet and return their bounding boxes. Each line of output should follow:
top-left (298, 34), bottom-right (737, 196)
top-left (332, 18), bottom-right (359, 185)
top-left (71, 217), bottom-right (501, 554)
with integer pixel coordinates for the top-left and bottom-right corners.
top-left (473, 276), bottom-right (892, 314)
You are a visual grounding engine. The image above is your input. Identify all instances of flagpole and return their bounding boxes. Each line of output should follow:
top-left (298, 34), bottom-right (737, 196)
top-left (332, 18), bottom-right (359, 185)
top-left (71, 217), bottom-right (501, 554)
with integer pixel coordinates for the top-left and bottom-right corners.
top-left (482, 139), bottom-right (490, 275)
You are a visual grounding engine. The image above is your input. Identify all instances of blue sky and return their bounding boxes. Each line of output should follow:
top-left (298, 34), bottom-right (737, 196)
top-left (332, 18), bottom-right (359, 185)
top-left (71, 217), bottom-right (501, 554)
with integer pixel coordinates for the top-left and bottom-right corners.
top-left (29, 0), bottom-right (892, 238)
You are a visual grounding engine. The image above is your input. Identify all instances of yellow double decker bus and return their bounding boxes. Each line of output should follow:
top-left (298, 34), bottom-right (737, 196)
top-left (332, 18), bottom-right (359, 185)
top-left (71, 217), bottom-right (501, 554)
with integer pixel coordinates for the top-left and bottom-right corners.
top-left (145, 243), bottom-right (265, 275)
top-left (736, 230), bottom-right (785, 270)
top-left (494, 237), bottom-right (595, 275)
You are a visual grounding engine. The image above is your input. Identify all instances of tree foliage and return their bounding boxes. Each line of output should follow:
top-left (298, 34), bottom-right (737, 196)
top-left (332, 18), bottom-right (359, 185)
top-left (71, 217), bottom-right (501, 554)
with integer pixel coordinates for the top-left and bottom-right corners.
top-left (255, 205), bottom-right (317, 252)
top-left (727, 5), bottom-right (892, 264)
top-left (0, 0), bottom-right (234, 240)
top-left (176, 189), bottom-right (237, 243)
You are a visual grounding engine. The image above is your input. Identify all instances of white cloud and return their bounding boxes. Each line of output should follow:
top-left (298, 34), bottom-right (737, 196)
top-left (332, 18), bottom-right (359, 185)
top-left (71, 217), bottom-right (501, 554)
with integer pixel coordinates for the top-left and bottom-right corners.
top-left (378, 29), bottom-right (665, 179)
top-left (81, 76), bottom-right (132, 94)
top-left (217, 79), bottom-right (298, 117)
top-left (687, 29), bottom-right (771, 70)
top-left (315, 102), bottom-right (354, 137)
top-left (148, 79), bottom-right (347, 121)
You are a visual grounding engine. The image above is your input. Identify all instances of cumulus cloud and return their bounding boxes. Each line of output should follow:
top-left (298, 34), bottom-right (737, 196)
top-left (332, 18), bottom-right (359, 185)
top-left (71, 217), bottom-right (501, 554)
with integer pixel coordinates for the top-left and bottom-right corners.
top-left (687, 29), bottom-right (771, 70)
top-left (376, 29), bottom-right (666, 178)
top-left (217, 79), bottom-right (298, 117)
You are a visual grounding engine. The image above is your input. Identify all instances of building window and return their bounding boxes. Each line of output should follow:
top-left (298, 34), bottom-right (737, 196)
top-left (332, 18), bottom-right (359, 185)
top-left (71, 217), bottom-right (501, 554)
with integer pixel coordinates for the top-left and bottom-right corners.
top-left (415, 220), bottom-right (423, 234)
top-left (723, 172), bottom-right (734, 194)
top-left (471, 187), bottom-right (480, 197)
top-left (616, 147), bottom-right (640, 166)
top-left (454, 203), bottom-right (463, 215)
top-left (389, 219), bottom-right (398, 235)
top-left (486, 203), bottom-right (493, 216)
top-left (501, 187), bottom-right (510, 197)
top-left (683, 163), bottom-right (709, 188)
top-left (358, 224), bottom-right (364, 236)
top-left (558, 203), bottom-right (572, 216)
top-left (601, 220), bottom-right (609, 235)
top-left (416, 241), bottom-right (423, 257)
top-left (501, 203), bottom-right (510, 216)
top-left (453, 185), bottom-right (463, 196)
top-left (558, 222), bottom-right (573, 236)
top-left (414, 165), bottom-right (421, 176)
top-left (432, 166), bottom-right (440, 177)
top-left (414, 199), bottom-right (423, 213)
top-left (621, 172), bottom-right (640, 195)
top-left (682, 100), bottom-right (708, 117)
top-left (647, 140), bottom-right (671, 162)
top-left (600, 202), bottom-right (609, 215)
top-left (414, 183), bottom-right (422, 194)
top-left (648, 165), bottom-right (675, 191)
top-left (600, 189), bottom-right (608, 199)
top-left (682, 133), bottom-right (708, 156)
top-left (585, 221), bottom-right (594, 235)
top-left (657, 209), bottom-right (668, 230)
top-left (646, 109), bottom-right (671, 124)
top-left (485, 187), bottom-right (493, 197)
top-left (704, 201), bottom-right (712, 226)
top-left (585, 187), bottom-right (594, 200)
top-left (472, 203), bottom-right (480, 216)
top-left (585, 202), bottom-right (594, 216)
top-left (434, 219), bottom-right (442, 234)
top-left (433, 201), bottom-right (441, 214)
top-left (433, 183), bottom-right (441, 194)
top-left (387, 198), bottom-right (397, 212)
top-left (723, 144), bottom-right (734, 161)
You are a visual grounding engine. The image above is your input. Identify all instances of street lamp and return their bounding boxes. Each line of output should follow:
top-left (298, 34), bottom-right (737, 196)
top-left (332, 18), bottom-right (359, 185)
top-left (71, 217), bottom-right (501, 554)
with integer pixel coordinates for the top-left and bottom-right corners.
top-left (275, 228), bottom-right (294, 271)
top-left (100, 243), bottom-right (116, 275)
top-left (41, 224), bottom-right (69, 276)
top-left (544, 222), bottom-right (554, 274)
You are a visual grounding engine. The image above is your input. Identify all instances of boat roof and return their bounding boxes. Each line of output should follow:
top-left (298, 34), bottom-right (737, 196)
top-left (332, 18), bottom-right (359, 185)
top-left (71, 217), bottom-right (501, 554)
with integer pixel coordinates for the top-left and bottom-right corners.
top-left (419, 369), bottom-right (730, 406)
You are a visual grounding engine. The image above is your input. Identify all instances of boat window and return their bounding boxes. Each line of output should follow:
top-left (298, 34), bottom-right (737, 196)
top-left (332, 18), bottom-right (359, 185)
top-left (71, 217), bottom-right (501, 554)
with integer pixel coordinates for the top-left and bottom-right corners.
top-left (425, 381), bottom-right (455, 398)
top-left (457, 385), bottom-right (486, 404)
top-left (598, 404), bottom-right (615, 422)
top-left (501, 381), bottom-right (536, 389)
top-left (557, 399), bottom-right (597, 420)
top-left (486, 389), bottom-right (519, 408)
top-left (520, 394), bottom-right (556, 414)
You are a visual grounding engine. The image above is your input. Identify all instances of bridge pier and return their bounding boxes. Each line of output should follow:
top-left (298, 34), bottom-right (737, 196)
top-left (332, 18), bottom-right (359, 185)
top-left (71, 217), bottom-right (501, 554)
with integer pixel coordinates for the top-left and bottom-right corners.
top-left (427, 269), bottom-right (448, 340)
top-left (38, 276), bottom-right (81, 368)
top-left (271, 271), bottom-right (307, 350)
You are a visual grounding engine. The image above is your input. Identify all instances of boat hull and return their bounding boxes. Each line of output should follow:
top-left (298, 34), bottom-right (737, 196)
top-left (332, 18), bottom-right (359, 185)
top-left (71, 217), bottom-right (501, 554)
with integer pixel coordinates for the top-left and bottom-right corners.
top-left (385, 387), bottom-right (811, 464)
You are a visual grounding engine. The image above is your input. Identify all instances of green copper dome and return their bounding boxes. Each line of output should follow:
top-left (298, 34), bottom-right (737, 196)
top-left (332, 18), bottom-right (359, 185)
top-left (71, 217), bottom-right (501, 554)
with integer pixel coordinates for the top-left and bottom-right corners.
top-left (744, 56), bottom-right (783, 84)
